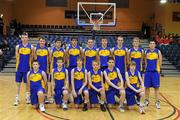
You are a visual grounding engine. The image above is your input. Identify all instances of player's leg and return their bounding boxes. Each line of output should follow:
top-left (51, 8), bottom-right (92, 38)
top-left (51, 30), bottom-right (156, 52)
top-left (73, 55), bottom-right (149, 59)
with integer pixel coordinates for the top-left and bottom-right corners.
top-left (144, 71), bottom-right (151, 106)
top-left (37, 89), bottom-right (45, 112)
top-left (22, 72), bottom-right (31, 104)
top-left (153, 71), bottom-right (160, 109)
top-left (119, 89), bottom-right (125, 112)
top-left (99, 88), bottom-right (106, 111)
top-left (139, 91), bottom-right (145, 114)
top-left (62, 89), bottom-right (69, 110)
top-left (82, 87), bottom-right (89, 111)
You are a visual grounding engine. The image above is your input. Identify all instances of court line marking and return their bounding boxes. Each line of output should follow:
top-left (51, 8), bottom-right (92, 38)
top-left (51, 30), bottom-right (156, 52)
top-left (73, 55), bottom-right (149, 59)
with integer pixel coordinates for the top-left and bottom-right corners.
top-left (105, 103), bottom-right (115, 120)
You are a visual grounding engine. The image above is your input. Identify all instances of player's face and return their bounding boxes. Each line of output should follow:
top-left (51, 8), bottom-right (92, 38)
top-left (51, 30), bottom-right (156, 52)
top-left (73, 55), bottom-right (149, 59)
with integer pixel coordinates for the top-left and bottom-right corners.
top-left (108, 60), bottom-right (115, 68)
top-left (39, 39), bottom-right (46, 47)
top-left (87, 39), bottom-right (94, 48)
top-left (55, 41), bottom-right (61, 48)
top-left (101, 39), bottom-right (107, 47)
top-left (117, 37), bottom-right (123, 45)
top-left (130, 65), bottom-right (136, 71)
top-left (57, 60), bottom-right (63, 68)
top-left (92, 62), bottom-right (99, 71)
top-left (77, 59), bottom-right (83, 67)
top-left (149, 42), bottom-right (156, 49)
top-left (21, 35), bottom-right (28, 43)
top-left (32, 62), bottom-right (39, 70)
top-left (71, 39), bottom-right (77, 46)
top-left (133, 39), bottom-right (140, 47)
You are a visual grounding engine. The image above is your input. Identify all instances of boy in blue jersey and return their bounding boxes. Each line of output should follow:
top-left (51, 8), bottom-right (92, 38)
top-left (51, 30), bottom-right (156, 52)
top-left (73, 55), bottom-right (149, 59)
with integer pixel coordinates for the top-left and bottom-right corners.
top-left (144, 41), bottom-right (162, 109)
top-left (128, 37), bottom-right (144, 75)
top-left (104, 57), bottom-right (125, 112)
top-left (97, 37), bottom-right (111, 71)
top-left (27, 60), bottom-right (47, 112)
top-left (14, 32), bottom-right (34, 106)
top-left (34, 36), bottom-right (50, 103)
top-left (83, 38), bottom-right (98, 71)
top-left (112, 36), bottom-right (128, 81)
top-left (51, 57), bottom-right (69, 110)
top-left (71, 57), bottom-right (89, 111)
top-left (125, 61), bottom-right (145, 114)
top-left (88, 60), bottom-right (106, 111)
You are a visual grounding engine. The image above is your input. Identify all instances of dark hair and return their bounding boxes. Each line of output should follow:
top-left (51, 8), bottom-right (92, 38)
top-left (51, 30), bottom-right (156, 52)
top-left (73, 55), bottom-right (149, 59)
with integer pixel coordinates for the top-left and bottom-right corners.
top-left (38, 36), bottom-right (46, 41)
top-left (149, 40), bottom-right (156, 44)
top-left (32, 59), bottom-right (39, 64)
top-left (130, 61), bottom-right (136, 66)
top-left (76, 56), bottom-right (84, 62)
top-left (55, 38), bottom-right (62, 43)
top-left (71, 37), bottom-right (78, 41)
top-left (21, 32), bottom-right (28, 36)
top-left (87, 38), bottom-right (94, 42)
top-left (56, 57), bottom-right (64, 62)
top-left (101, 37), bottom-right (107, 41)
top-left (133, 37), bottom-right (140, 42)
top-left (108, 57), bottom-right (114, 62)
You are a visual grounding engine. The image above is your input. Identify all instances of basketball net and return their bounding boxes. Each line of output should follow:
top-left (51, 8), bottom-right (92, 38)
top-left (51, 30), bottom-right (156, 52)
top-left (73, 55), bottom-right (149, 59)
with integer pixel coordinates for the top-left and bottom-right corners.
top-left (91, 19), bottom-right (103, 31)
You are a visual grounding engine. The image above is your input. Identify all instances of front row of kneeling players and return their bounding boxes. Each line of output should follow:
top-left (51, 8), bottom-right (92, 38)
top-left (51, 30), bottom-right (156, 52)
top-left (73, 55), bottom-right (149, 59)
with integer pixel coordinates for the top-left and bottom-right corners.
top-left (27, 57), bottom-right (145, 114)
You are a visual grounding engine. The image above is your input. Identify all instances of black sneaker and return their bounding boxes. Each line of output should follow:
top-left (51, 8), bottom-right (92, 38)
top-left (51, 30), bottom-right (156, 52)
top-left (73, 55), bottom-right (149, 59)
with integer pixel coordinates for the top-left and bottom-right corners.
top-left (100, 104), bottom-right (106, 112)
top-left (82, 103), bottom-right (88, 111)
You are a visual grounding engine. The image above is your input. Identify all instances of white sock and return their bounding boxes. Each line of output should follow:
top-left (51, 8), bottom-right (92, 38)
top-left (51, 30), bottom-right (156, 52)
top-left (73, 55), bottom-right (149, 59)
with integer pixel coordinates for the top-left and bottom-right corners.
top-left (99, 100), bottom-right (104, 104)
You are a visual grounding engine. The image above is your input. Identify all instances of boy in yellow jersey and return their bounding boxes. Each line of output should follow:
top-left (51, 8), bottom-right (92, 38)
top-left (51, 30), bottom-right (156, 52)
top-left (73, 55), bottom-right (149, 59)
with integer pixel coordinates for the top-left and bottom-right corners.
top-left (88, 60), bottom-right (106, 111)
top-left (144, 41), bottom-right (162, 109)
top-left (27, 60), bottom-right (47, 112)
top-left (125, 61), bottom-right (145, 114)
top-left (14, 32), bottom-right (34, 105)
top-left (71, 57), bottom-right (89, 111)
top-left (51, 57), bottom-right (69, 110)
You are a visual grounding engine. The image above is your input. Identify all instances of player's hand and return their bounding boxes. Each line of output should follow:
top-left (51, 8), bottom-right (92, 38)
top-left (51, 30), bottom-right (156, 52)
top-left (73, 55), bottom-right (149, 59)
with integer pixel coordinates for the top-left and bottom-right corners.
top-left (72, 90), bottom-right (77, 98)
top-left (97, 88), bottom-right (102, 92)
top-left (78, 89), bottom-right (82, 95)
top-left (141, 87), bottom-right (145, 93)
top-left (136, 89), bottom-right (141, 93)
top-left (118, 86), bottom-right (124, 90)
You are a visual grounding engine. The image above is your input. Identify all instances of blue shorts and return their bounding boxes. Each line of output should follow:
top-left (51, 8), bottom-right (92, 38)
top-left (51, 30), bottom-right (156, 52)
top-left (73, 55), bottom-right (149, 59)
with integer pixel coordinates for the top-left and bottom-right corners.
top-left (54, 89), bottom-right (64, 105)
top-left (106, 88), bottom-right (120, 104)
top-left (30, 87), bottom-right (45, 105)
top-left (126, 87), bottom-right (140, 106)
top-left (144, 71), bottom-right (160, 88)
top-left (74, 87), bottom-right (88, 104)
top-left (16, 71), bottom-right (28, 83)
top-left (89, 86), bottom-right (102, 104)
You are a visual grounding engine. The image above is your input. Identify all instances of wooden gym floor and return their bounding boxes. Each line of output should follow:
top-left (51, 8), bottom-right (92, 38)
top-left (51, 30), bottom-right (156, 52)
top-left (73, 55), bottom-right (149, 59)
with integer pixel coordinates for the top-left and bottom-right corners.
top-left (0, 75), bottom-right (180, 120)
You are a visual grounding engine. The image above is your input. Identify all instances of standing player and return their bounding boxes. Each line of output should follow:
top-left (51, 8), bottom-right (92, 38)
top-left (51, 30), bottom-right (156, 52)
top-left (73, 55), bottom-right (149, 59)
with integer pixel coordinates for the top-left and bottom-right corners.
top-left (71, 57), bottom-right (89, 111)
top-left (128, 37), bottom-right (144, 74)
top-left (125, 61), bottom-right (145, 114)
top-left (88, 60), bottom-right (106, 111)
top-left (83, 38), bottom-right (98, 71)
top-left (112, 36), bottom-right (128, 81)
top-left (97, 37), bottom-right (111, 71)
top-left (51, 57), bottom-right (69, 110)
top-left (14, 32), bottom-right (34, 105)
top-left (104, 57), bottom-right (125, 112)
top-left (27, 60), bottom-right (47, 112)
top-left (144, 40), bottom-right (162, 109)
top-left (34, 36), bottom-right (50, 103)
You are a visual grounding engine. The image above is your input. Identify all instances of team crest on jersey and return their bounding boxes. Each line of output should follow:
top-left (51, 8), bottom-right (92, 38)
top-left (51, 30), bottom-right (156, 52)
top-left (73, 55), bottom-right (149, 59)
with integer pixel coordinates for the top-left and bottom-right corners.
top-left (99, 50), bottom-right (110, 56)
top-left (108, 71), bottom-right (117, 80)
top-left (91, 74), bottom-right (101, 83)
top-left (54, 72), bottom-right (65, 80)
top-left (30, 73), bottom-right (42, 82)
top-left (85, 50), bottom-right (96, 57)
top-left (36, 49), bottom-right (48, 56)
top-left (131, 51), bottom-right (142, 58)
top-left (69, 49), bottom-right (80, 56)
top-left (53, 51), bottom-right (64, 58)
top-left (129, 76), bottom-right (138, 84)
top-left (147, 52), bottom-right (158, 60)
top-left (114, 49), bottom-right (125, 56)
top-left (19, 48), bottom-right (31, 55)
top-left (74, 72), bottom-right (84, 80)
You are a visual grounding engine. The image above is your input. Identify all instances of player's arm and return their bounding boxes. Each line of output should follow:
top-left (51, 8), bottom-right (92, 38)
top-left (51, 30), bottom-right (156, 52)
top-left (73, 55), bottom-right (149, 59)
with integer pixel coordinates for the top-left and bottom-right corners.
top-left (64, 69), bottom-right (69, 90)
top-left (26, 71), bottom-right (30, 93)
top-left (96, 48), bottom-right (100, 62)
top-left (42, 71), bottom-right (47, 86)
top-left (111, 48), bottom-right (115, 59)
top-left (15, 45), bottom-right (19, 61)
top-left (83, 49), bottom-right (86, 68)
top-left (65, 47), bottom-right (69, 67)
top-left (88, 71), bottom-right (99, 92)
top-left (125, 72), bottom-right (139, 93)
top-left (33, 47), bottom-right (37, 60)
top-left (63, 50), bottom-right (66, 65)
top-left (80, 69), bottom-right (88, 90)
top-left (141, 49), bottom-right (145, 71)
top-left (100, 71), bottom-right (104, 89)
top-left (125, 48), bottom-right (128, 72)
top-left (80, 47), bottom-right (84, 58)
top-left (117, 68), bottom-right (124, 89)
top-left (144, 50), bottom-right (147, 69)
top-left (127, 49), bottom-right (131, 67)
top-left (30, 45), bottom-right (34, 61)
top-left (71, 69), bottom-right (77, 97)
top-left (158, 50), bottom-right (162, 67)
top-left (104, 71), bottom-right (119, 90)
top-left (138, 71), bottom-right (145, 90)
top-left (51, 69), bottom-right (55, 95)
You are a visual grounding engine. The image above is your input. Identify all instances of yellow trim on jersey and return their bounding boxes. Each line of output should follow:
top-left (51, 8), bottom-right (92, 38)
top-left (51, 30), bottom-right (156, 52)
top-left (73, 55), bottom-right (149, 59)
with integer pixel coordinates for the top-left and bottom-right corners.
top-left (146, 52), bottom-right (158, 60)
top-left (99, 50), bottom-right (110, 56)
top-left (19, 48), bottom-right (31, 55)
top-left (69, 48), bottom-right (80, 56)
top-left (130, 51), bottom-right (142, 59)
top-left (85, 50), bottom-right (96, 57)
top-left (74, 72), bottom-right (84, 80)
top-left (36, 49), bottom-right (48, 56)
top-left (91, 74), bottom-right (101, 83)
top-left (53, 51), bottom-right (64, 58)
top-left (114, 49), bottom-right (126, 56)
top-left (30, 73), bottom-right (42, 82)
top-left (129, 76), bottom-right (138, 84)
top-left (54, 72), bottom-right (65, 80)
top-left (107, 71), bottom-right (118, 81)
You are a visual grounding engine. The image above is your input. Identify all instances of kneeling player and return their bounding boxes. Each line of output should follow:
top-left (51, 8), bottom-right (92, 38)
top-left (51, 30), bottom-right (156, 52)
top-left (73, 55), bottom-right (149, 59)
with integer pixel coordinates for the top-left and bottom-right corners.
top-left (88, 60), bottom-right (106, 112)
top-left (125, 61), bottom-right (145, 114)
top-left (71, 57), bottom-right (89, 111)
top-left (51, 57), bottom-right (69, 110)
top-left (104, 57), bottom-right (125, 112)
top-left (27, 60), bottom-right (47, 112)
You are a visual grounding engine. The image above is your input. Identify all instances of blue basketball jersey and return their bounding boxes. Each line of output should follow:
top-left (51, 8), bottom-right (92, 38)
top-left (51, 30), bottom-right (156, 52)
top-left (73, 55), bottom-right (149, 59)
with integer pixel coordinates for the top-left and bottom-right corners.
top-left (89, 69), bottom-right (102, 89)
top-left (98, 47), bottom-right (111, 67)
top-left (68, 45), bottom-right (81, 67)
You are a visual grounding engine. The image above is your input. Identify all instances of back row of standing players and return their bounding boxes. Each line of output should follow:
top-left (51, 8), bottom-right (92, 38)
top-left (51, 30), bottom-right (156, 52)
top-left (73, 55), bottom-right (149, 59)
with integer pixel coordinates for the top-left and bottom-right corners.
top-left (14, 32), bottom-right (162, 113)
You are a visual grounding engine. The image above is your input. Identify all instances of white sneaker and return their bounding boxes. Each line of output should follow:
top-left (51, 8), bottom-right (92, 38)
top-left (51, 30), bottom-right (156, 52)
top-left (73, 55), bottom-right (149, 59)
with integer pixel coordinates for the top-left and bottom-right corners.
top-left (155, 101), bottom-right (160, 109)
top-left (49, 97), bottom-right (54, 104)
top-left (144, 99), bottom-right (149, 107)
top-left (39, 104), bottom-right (45, 112)
top-left (14, 96), bottom-right (19, 106)
top-left (139, 106), bottom-right (145, 114)
top-left (62, 103), bottom-right (68, 110)
top-left (119, 105), bottom-right (125, 113)
top-left (26, 96), bottom-right (31, 104)
top-left (44, 96), bottom-right (49, 104)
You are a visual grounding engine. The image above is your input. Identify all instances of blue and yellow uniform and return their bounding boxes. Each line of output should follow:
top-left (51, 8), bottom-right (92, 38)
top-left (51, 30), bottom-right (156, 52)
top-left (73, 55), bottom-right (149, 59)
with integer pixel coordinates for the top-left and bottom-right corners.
top-left (125, 70), bottom-right (140, 106)
top-left (129, 47), bottom-right (143, 72)
top-left (89, 69), bottom-right (102, 104)
top-left (53, 67), bottom-right (67, 105)
top-left (98, 47), bottom-right (111, 71)
top-left (105, 67), bottom-right (121, 104)
top-left (16, 43), bottom-right (32, 83)
top-left (67, 45), bottom-right (81, 83)
top-left (84, 47), bottom-right (97, 71)
top-left (35, 45), bottom-right (49, 73)
top-left (113, 46), bottom-right (127, 81)
top-left (51, 47), bottom-right (65, 70)
top-left (73, 67), bottom-right (88, 104)
top-left (29, 69), bottom-right (45, 105)
top-left (144, 48), bottom-right (160, 88)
